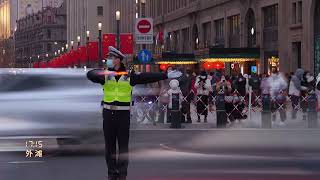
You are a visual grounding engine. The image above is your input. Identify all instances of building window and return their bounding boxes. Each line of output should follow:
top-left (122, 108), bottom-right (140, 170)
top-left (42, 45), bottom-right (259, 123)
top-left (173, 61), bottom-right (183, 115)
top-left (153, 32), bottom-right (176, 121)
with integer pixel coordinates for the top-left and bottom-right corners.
top-left (48, 16), bottom-right (52, 23)
top-left (47, 44), bottom-right (52, 52)
top-left (297, 1), bottom-right (302, 23)
top-left (215, 19), bottom-right (224, 45)
top-left (229, 15), bottom-right (240, 35)
top-left (97, 6), bottom-right (103, 16)
top-left (47, 29), bottom-right (51, 39)
top-left (292, 2), bottom-right (297, 24)
top-left (203, 22), bottom-right (211, 48)
top-left (264, 4), bottom-right (278, 27)
top-left (292, 1), bottom-right (302, 24)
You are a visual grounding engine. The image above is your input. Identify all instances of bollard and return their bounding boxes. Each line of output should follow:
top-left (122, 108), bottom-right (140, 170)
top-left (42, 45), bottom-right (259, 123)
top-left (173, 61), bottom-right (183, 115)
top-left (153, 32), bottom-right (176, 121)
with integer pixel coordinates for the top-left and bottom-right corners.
top-left (216, 93), bottom-right (227, 128)
top-left (170, 93), bottom-right (181, 129)
top-left (307, 92), bottom-right (318, 128)
top-left (261, 94), bottom-right (272, 128)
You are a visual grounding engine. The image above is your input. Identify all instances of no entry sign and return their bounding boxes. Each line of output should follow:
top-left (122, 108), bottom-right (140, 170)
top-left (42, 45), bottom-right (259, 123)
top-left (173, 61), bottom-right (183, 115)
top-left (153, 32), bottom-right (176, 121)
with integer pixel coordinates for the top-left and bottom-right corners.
top-left (135, 18), bottom-right (153, 44)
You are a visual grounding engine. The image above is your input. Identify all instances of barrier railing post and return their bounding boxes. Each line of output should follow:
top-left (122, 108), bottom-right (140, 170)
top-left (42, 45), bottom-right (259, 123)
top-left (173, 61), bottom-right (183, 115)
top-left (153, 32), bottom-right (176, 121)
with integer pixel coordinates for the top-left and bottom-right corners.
top-left (307, 91), bottom-right (318, 128)
top-left (248, 86), bottom-right (252, 122)
top-left (170, 93), bottom-right (182, 129)
top-left (261, 94), bottom-right (272, 128)
top-left (216, 90), bottom-right (227, 128)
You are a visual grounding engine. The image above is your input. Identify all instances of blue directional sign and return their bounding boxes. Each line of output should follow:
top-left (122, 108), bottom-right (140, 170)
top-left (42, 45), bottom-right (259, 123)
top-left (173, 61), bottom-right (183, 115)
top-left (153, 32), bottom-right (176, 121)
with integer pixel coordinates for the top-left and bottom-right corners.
top-left (138, 49), bottom-right (152, 63)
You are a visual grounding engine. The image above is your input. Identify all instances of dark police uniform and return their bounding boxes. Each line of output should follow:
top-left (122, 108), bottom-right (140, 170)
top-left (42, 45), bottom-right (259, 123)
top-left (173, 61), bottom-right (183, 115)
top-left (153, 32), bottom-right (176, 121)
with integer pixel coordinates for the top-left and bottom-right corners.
top-left (87, 47), bottom-right (168, 180)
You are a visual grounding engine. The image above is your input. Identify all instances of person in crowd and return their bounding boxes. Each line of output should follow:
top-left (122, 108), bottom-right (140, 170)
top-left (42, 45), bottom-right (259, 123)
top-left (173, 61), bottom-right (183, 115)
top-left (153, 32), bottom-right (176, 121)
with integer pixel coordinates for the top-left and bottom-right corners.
top-left (164, 79), bottom-right (184, 128)
top-left (289, 68), bottom-right (305, 120)
top-left (300, 71), bottom-right (312, 121)
top-left (216, 75), bottom-right (232, 95)
top-left (158, 66), bottom-right (174, 123)
top-left (178, 68), bottom-right (193, 123)
top-left (302, 72), bottom-right (317, 120)
top-left (231, 73), bottom-right (239, 92)
top-left (316, 73), bottom-right (320, 110)
top-left (195, 70), bottom-right (212, 123)
top-left (236, 73), bottom-right (247, 97)
top-left (243, 74), bottom-right (250, 95)
top-left (260, 74), bottom-right (271, 96)
top-left (217, 76), bottom-right (234, 122)
top-left (229, 73), bottom-right (247, 121)
top-left (210, 72), bottom-right (218, 98)
top-left (269, 70), bottom-right (288, 126)
top-left (249, 72), bottom-right (262, 106)
top-left (210, 72), bottom-right (220, 108)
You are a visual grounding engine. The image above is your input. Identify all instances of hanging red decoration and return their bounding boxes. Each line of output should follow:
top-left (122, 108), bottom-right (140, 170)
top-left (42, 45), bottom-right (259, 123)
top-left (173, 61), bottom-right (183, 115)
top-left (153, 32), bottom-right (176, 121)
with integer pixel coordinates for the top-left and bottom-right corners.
top-left (160, 64), bottom-right (168, 71)
top-left (203, 61), bottom-right (225, 70)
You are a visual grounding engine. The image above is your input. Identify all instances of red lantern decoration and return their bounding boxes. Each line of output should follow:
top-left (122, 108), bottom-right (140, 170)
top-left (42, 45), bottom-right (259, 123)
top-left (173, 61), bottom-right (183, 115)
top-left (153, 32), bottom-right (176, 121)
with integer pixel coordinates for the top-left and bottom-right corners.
top-left (203, 61), bottom-right (225, 70)
top-left (212, 61), bottom-right (225, 70)
top-left (160, 64), bottom-right (168, 71)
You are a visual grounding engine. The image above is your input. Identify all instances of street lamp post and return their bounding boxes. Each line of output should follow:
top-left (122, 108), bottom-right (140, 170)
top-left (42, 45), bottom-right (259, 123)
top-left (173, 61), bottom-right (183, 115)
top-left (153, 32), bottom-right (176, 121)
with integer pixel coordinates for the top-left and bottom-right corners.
top-left (86, 30), bottom-right (90, 68)
top-left (38, 55), bottom-right (40, 68)
top-left (29, 57), bottom-right (32, 68)
top-left (116, 11), bottom-right (121, 50)
top-left (141, 0), bottom-right (147, 72)
top-left (46, 53), bottom-right (49, 67)
top-left (98, 22), bottom-right (103, 68)
top-left (77, 36), bottom-right (81, 67)
top-left (77, 36), bottom-right (81, 47)
top-left (1, 49), bottom-right (5, 67)
top-left (65, 44), bottom-right (69, 52)
top-left (71, 40), bottom-right (74, 50)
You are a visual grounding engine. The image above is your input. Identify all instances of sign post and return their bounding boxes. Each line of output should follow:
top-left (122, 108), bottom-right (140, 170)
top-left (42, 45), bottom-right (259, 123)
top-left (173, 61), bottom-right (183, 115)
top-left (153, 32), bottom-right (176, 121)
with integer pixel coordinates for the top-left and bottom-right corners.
top-left (138, 49), bottom-right (152, 64)
top-left (135, 18), bottom-right (153, 45)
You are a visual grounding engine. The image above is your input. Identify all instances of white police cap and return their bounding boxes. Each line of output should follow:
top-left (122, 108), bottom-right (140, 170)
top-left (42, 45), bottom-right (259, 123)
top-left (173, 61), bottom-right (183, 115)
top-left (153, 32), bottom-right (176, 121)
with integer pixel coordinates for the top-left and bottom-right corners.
top-left (108, 46), bottom-right (125, 60)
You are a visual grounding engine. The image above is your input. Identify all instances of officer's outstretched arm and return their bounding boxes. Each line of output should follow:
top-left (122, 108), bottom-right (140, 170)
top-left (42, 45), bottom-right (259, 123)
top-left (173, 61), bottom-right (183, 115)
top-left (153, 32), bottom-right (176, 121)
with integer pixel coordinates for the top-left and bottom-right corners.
top-left (130, 72), bottom-right (168, 86)
top-left (87, 69), bottom-right (105, 85)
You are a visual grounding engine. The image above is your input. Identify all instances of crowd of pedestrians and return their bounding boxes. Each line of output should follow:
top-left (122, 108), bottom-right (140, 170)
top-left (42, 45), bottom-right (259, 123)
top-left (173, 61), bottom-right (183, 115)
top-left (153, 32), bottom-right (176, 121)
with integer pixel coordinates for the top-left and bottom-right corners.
top-left (141, 66), bottom-right (320, 126)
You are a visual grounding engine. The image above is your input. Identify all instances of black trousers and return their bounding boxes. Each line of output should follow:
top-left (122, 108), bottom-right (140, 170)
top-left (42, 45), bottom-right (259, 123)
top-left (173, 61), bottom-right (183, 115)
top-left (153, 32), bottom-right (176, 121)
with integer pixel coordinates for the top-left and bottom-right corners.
top-left (103, 109), bottom-right (130, 177)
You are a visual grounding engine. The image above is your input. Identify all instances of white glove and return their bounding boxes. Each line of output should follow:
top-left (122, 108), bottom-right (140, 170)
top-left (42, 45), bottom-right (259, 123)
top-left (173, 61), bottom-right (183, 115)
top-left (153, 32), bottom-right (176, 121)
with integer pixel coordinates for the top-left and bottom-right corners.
top-left (168, 70), bottom-right (182, 79)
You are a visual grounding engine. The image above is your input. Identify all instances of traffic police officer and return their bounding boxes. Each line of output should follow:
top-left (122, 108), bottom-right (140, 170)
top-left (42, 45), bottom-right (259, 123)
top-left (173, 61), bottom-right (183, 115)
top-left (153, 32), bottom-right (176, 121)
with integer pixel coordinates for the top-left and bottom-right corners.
top-left (87, 46), bottom-right (178, 180)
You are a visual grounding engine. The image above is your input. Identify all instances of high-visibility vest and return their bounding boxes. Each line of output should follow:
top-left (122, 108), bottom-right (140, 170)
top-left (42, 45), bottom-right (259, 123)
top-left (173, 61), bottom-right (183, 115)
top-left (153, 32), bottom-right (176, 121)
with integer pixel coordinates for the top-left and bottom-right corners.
top-left (103, 75), bottom-right (132, 103)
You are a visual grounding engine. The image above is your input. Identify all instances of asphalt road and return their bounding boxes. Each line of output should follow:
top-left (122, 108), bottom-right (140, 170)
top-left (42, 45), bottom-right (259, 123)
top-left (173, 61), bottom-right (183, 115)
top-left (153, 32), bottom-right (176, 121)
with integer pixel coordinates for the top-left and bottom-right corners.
top-left (1, 129), bottom-right (320, 180)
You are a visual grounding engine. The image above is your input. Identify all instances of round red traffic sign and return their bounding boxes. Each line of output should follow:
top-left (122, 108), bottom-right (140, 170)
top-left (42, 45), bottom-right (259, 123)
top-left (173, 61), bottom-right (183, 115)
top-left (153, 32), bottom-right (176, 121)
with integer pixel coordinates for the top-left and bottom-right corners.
top-left (137, 19), bottom-right (151, 34)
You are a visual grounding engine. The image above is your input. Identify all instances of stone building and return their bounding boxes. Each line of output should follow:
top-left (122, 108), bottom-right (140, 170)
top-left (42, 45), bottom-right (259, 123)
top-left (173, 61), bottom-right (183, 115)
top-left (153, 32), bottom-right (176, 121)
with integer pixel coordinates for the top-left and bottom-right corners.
top-left (0, 0), bottom-right (18, 67)
top-left (146, 0), bottom-right (320, 75)
top-left (15, 2), bottom-right (66, 67)
top-left (66, 0), bottom-right (109, 49)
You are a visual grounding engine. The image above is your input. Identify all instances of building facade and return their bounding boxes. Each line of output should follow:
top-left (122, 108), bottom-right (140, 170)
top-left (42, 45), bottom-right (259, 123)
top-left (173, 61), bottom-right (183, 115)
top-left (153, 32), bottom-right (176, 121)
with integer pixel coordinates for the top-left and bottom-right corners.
top-left (146, 0), bottom-right (320, 75)
top-left (17, 0), bottom-right (64, 19)
top-left (15, 2), bottom-right (66, 67)
top-left (66, 0), bottom-right (109, 50)
top-left (0, 0), bottom-right (18, 67)
top-left (107, 0), bottom-right (137, 34)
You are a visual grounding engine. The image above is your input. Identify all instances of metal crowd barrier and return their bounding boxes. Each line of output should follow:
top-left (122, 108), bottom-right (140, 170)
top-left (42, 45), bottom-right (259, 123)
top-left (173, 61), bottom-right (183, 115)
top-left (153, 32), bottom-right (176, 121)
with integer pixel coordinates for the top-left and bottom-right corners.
top-left (131, 84), bottom-right (320, 129)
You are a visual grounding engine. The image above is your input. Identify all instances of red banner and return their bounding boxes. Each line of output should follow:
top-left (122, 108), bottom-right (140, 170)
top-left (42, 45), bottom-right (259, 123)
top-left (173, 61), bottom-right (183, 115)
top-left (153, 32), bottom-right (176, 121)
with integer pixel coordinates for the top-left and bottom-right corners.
top-left (120, 33), bottom-right (133, 54)
top-left (103, 34), bottom-right (116, 58)
top-left (39, 61), bottom-right (46, 68)
top-left (87, 42), bottom-right (99, 61)
top-left (69, 50), bottom-right (78, 66)
top-left (77, 46), bottom-right (87, 63)
top-left (33, 63), bottom-right (39, 68)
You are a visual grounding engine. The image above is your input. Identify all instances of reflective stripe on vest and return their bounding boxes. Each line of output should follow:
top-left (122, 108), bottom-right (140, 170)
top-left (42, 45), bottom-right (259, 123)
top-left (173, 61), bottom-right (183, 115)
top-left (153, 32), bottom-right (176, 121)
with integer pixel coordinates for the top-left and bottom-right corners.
top-left (103, 76), bottom-right (132, 103)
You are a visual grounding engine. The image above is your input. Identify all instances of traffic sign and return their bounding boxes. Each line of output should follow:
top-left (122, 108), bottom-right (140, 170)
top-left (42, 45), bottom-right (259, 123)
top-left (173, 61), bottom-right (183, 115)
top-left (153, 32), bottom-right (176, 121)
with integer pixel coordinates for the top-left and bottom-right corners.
top-left (135, 18), bottom-right (153, 44)
top-left (138, 49), bottom-right (152, 63)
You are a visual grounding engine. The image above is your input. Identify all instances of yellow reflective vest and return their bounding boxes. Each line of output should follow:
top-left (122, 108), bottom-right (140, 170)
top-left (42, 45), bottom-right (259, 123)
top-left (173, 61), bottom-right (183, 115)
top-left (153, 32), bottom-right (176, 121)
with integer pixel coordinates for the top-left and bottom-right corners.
top-left (103, 75), bottom-right (133, 103)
